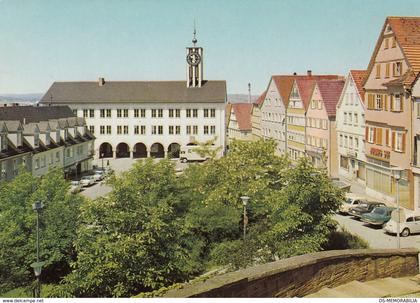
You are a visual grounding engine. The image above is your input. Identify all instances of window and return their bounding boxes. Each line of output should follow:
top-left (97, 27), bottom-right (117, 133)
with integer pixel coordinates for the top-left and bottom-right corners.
top-left (123, 109), bottom-right (128, 117)
top-left (417, 103), bottom-right (420, 118)
top-left (350, 93), bottom-right (354, 105)
top-left (152, 109), bottom-right (157, 118)
top-left (391, 94), bottom-right (402, 111)
top-left (158, 125), bottom-right (163, 134)
top-left (375, 94), bottom-right (383, 109)
top-left (385, 63), bottom-right (390, 78)
top-left (393, 62), bottom-right (403, 77)
top-left (100, 125), bottom-right (105, 134)
top-left (134, 109), bottom-right (139, 118)
top-left (89, 109), bottom-right (94, 117)
top-left (158, 109), bottom-right (163, 117)
top-left (394, 132), bottom-right (405, 152)
top-left (355, 138), bottom-right (359, 149)
top-left (34, 134), bottom-right (39, 147)
top-left (117, 109), bottom-right (122, 118)
top-left (311, 100), bottom-right (316, 109)
top-left (349, 136), bottom-right (353, 149)
top-left (1, 134), bottom-right (7, 150)
top-left (100, 109), bottom-right (105, 118)
top-left (175, 126), bottom-right (181, 134)
top-left (322, 120), bottom-right (327, 129)
top-left (384, 38), bottom-right (389, 49)
top-left (193, 125), bottom-right (198, 134)
top-left (193, 109), bottom-right (198, 117)
top-left (169, 109), bottom-right (174, 118)
top-left (83, 109), bottom-right (89, 117)
top-left (344, 113), bottom-right (347, 124)
top-left (134, 126), bottom-right (139, 134)
top-left (141, 125), bottom-right (146, 135)
top-left (186, 109), bottom-right (192, 118)
top-left (141, 109), bottom-right (146, 118)
top-left (123, 125), bottom-right (128, 134)
top-left (169, 126), bottom-right (174, 135)
top-left (204, 109), bottom-right (209, 117)
top-left (175, 109), bottom-right (181, 118)
top-left (72, 109), bottom-right (78, 116)
top-left (349, 113), bottom-right (353, 124)
top-left (392, 37), bottom-right (397, 48)
top-left (344, 136), bottom-right (348, 148)
top-left (210, 126), bottom-right (216, 134)
top-left (318, 100), bottom-right (322, 110)
top-left (89, 125), bottom-right (95, 134)
top-left (340, 134), bottom-right (343, 147)
top-left (204, 125), bottom-right (209, 134)
top-left (354, 113), bottom-right (358, 125)
top-left (117, 125), bottom-right (122, 134)
top-left (106, 109), bottom-right (111, 117)
top-left (186, 125), bottom-right (192, 134)
top-left (376, 64), bottom-right (381, 78)
top-left (368, 127), bottom-right (374, 143)
top-left (210, 109), bottom-right (216, 117)
top-left (106, 125), bottom-right (111, 134)
top-left (152, 126), bottom-right (157, 135)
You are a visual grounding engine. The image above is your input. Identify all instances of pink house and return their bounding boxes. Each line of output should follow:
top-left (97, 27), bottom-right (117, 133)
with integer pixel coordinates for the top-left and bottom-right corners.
top-left (306, 80), bottom-right (345, 177)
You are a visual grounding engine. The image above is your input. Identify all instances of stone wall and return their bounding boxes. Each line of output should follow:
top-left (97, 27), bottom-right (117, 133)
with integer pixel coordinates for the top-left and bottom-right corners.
top-left (164, 248), bottom-right (419, 298)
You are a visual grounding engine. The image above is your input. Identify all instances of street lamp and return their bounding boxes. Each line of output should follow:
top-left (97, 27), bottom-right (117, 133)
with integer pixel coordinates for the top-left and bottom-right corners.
top-left (390, 167), bottom-right (403, 249)
top-left (32, 201), bottom-right (44, 298)
top-left (240, 196), bottom-right (250, 240)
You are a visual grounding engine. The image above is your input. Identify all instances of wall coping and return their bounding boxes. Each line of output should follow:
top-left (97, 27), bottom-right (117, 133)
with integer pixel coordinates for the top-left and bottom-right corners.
top-left (164, 248), bottom-right (419, 297)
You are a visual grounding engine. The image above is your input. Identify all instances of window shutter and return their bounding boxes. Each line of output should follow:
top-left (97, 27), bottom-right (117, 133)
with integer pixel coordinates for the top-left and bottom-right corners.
top-left (365, 126), bottom-right (369, 141)
top-left (402, 133), bottom-right (406, 152)
top-left (380, 95), bottom-right (384, 109)
top-left (392, 132), bottom-right (396, 150)
top-left (400, 96), bottom-right (404, 112)
top-left (390, 95), bottom-right (394, 111)
top-left (377, 128), bottom-right (382, 145)
top-left (373, 127), bottom-right (377, 143)
top-left (386, 129), bottom-right (389, 146)
top-left (384, 95), bottom-right (388, 110)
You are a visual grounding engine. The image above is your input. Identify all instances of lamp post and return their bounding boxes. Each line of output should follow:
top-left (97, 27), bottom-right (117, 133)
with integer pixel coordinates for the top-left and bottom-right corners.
top-left (31, 201), bottom-right (44, 298)
top-left (101, 153), bottom-right (104, 171)
top-left (391, 167), bottom-right (403, 249)
top-left (240, 196), bottom-right (250, 240)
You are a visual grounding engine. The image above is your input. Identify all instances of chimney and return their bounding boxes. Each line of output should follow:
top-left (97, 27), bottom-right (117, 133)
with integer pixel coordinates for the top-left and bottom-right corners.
top-left (98, 77), bottom-right (105, 86)
top-left (293, 72), bottom-right (297, 76)
top-left (307, 70), bottom-right (312, 77)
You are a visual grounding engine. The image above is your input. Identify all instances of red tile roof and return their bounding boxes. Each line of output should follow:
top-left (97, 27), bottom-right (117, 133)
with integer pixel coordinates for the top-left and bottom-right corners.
top-left (232, 103), bottom-right (253, 131)
top-left (349, 70), bottom-right (367, 101)
top-left (295, 79), bottom-right (316, 110)
top-left (317, 80), bottom-right (345, 117)
top-left (271, 74), bottom-right (342, 108)
top-left (254, 90), bottom-right (267, 106)
top-left (364, 17), bottom-right (420, 88)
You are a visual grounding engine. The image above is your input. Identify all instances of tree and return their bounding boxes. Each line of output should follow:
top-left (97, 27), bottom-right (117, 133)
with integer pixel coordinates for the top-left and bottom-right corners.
top-left (51, 159), bottom-right (200, 297)
top-left (0, 168), bottom-right (82, 293)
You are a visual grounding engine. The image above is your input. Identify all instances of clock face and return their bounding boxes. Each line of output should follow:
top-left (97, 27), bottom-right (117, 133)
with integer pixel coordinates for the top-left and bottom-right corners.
top-left (186, 52), bottom-right (201, 66)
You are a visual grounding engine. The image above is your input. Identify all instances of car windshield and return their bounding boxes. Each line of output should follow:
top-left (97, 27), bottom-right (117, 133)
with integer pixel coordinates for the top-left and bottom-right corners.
top-left (372, 208), bottom-right (386, 215)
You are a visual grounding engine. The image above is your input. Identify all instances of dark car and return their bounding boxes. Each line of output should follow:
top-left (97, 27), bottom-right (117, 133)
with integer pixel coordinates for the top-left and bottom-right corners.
top-left (361, 206), bottom-right (396, 226)
top-left (348, 201), bottom-right (387, 219)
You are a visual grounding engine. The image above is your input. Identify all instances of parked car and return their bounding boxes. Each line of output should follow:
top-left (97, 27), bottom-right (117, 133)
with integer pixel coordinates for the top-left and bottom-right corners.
top-left (92, 170), bottom-right (105, 181)
top-left (338, 193), bottom-right (368, 214)
top-left (384, 211), bottom-right (420, 237)
top-left (70, 180), bottom-right (82, 193)
top-left (80, 175), bottom-right (95, 187)
top-left (361, 206), bottom-right (396, 226)
top-left (348, 201), bottom-right (387, 218)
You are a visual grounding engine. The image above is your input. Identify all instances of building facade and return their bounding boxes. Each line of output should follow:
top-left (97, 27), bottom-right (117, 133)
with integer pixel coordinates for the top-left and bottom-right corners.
top-left (363, 17), bottom-right (420, 210)
top-left (336, 70), bottom-right (368, 182)
top-left (227, 103), bottom-right (253, 142)
top-left (40, 36), bottom-right (226, 159)
top-left (0, 106), bottom-right (94, 181)
top-left (412, 74), bottom-right (420, 211)
top-left (251, 92), bottom-right (265, 141)
top-left (306, 80), bottom-right (344, 177)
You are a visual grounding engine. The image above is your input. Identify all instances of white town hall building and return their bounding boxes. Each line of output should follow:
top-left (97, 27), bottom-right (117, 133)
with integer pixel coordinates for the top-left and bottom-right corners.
top-left (40, 34), bottom-right (227, 159)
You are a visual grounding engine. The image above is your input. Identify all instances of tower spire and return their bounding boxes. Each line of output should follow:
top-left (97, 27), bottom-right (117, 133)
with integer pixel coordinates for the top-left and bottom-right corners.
top-left (192, 19), bottom-right (197, 46)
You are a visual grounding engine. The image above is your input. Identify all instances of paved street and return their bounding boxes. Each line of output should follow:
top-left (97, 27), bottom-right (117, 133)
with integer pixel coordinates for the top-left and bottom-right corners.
top-left (80, 157), bottom-right (189, 200)
top-left (334, 213), bottom-right (420, 249)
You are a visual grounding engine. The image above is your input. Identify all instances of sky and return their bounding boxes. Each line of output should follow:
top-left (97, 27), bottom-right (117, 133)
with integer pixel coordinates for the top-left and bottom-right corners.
top-left (0, 0), bottom-right (420, 95)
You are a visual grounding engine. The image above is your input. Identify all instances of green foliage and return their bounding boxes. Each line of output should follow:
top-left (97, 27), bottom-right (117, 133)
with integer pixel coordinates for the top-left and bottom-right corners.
top-left (322, 227), bottom-right (369, 250)
top-left (50, 159), bottom-right (200, 297)
top-left (0, 169), bottom-right (82, 293)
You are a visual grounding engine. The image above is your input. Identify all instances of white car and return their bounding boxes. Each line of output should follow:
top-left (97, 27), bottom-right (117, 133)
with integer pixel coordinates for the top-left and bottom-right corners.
top-left (70, 181), bottom-right (82, 193)
top-left (384, 210), bottom-right (420, 237)
top-left (92, 171), bottom-right (105, 181)
top-left (338, 193), bottom-right (368, 214)
top-left (80, 175), bottom-right (95, 187)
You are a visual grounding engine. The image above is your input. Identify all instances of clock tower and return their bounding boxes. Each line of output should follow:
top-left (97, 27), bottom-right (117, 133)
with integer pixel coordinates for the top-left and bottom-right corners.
top-left (186, 27), bottom-right (203, 88)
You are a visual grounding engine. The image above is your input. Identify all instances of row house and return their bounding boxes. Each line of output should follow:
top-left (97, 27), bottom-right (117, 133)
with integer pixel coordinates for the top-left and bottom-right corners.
top-left (412, 74), bottom-right (420, 211)
top-left (227, 103), bottom-right (253, 143)
top-left (363, 17), bottom-right (420, 210)
top-left (306, 80), bottom-right (344, 177)
top-left (336, 70), bottom-right (368, 182)
top-left (0, 105), bottom-right (95, 181)
top-left (251, 92), bottom-right (265, 141)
